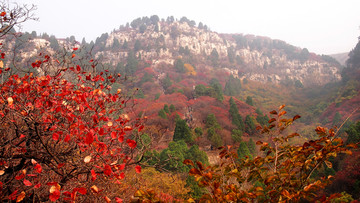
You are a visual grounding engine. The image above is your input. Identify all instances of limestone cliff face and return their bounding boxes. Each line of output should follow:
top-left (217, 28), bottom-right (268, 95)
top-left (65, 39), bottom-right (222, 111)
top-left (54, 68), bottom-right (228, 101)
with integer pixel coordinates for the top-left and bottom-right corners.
top-left (95, 21), bottom-right (341, 87)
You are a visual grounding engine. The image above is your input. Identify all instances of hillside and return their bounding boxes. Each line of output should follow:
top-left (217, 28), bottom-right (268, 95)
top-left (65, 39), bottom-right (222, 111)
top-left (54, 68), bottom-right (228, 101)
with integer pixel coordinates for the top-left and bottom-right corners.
top-left (1, 12), bottom-right (360, 201)
top-left (0, 16), bottom-right (353, 150)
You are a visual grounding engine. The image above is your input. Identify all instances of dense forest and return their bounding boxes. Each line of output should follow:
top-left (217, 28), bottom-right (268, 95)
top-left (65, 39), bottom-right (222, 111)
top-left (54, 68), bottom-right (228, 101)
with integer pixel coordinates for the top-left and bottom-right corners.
top-left (0, 2), bottom-right (359, 202)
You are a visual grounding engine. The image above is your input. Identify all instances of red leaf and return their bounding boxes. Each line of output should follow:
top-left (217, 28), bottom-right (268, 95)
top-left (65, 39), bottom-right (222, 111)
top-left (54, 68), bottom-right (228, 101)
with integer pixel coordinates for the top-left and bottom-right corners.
top-left (126, 139), bottom-right (137, 149)
top-left (8, 190), bottom-right (18, 200)
top-left (71, 54), bottom-right (76, 58)
top-left (15, 174), bottom-right (25, 180)
top-left (115, 197), bottom-right (123, 203)
top-left (118, 135), bottom-right (124, 143)
top-left (0, 12), bottom-right (6, 17)
top-left (91, 169), bottom-right (97, 181)
top-left (34, 164), bottom-right (42, 173)
top-left (74, 187), bottom-right (87, 195)
top-left (64, 134), bottom-right (70, 142)
top-left (138, 125), bottom-right (144, 132)
top-left (119, 163), bottom-right (125, 170)
top-left (57, 163), bottom-right (65, 168)
top-left (73, 47), bottom-right (78, 51)
top-left (85, 132), bottom-right (94, 145)
top-left (46, 182), bottom-right (59, 186)
top-left (119, 172), bottom-right (125, 179)
top-left (135, 165), bottom-right (141, 173)
top-left (52, 132), bottom-right (59, 141)
top-left (111, 131), bottom-right (117, 139)
top-left (34, 183), bottom-right (41, 188)
top-left (49, 190), bottom-right (60, 202)
top-left (23, 179), bottom-right (32, 186)
top-left (104, 165), bottom-right (112, 176)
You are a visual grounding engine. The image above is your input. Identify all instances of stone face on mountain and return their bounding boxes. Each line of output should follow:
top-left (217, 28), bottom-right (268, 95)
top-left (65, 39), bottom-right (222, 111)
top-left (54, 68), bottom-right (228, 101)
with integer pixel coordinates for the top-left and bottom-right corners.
top-left (4, 19), bottom-right (341, 87)
top-left (92, 21), bottom-right (341, 87)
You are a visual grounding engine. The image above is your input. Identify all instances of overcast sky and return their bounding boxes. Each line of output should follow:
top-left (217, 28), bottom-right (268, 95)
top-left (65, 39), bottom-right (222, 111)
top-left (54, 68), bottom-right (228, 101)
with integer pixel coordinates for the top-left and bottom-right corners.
top-left (15, 0), bottom-right (360, 55)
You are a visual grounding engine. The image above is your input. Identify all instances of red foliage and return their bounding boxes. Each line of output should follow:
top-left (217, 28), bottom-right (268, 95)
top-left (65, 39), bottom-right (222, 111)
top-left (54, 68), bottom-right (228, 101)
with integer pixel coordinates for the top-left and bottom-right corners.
top-left (0, 49), bottom-right (144, 202)
top-left (328, 151), bottom-right (360, 199)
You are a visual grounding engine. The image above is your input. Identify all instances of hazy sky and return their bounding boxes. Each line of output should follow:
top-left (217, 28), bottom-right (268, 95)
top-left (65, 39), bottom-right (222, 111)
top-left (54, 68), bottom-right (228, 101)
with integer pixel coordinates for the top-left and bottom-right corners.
top-left (16, 0), bottom-right (360, 55)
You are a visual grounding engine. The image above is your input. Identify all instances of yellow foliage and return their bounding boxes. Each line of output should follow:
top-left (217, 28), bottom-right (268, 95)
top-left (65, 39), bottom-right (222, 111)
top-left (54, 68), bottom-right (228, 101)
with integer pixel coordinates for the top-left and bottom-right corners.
top-left (184, 64), bottom-right (196, 76)
top-left (117, 167), bottom-right (190, 200)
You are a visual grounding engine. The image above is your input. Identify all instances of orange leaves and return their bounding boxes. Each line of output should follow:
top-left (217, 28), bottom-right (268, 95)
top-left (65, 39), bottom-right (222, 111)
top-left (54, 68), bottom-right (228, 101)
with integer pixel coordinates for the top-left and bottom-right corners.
top-left (0, 11), bottom-right (6, 16)
top-left (48, 183), bottom-right (61, 202)
top-left (16, 191), bottom-right (26, 202)
top-left (90, 185), bottom-right (99, 193)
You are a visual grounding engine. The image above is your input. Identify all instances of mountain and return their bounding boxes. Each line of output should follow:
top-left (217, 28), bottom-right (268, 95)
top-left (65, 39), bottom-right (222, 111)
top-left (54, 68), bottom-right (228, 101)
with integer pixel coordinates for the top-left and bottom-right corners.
top-left (0, 16), bottom-right (354, 150)
top-left (330, 52), bottom-right (349, 66)
top-left (93, 19), bottom-right (341, 87)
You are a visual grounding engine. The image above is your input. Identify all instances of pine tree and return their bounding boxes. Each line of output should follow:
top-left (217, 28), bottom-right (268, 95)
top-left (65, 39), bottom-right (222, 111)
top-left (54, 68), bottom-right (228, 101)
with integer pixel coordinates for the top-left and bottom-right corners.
top-left (246, 96), bottom-right (254, 106)
top-left (245, 115), bottom-right (256, 134)
top-left (229, 97), bottom-right (245, 131)
top-left (158, 109), bottom-right (167, 119)
top-left (173, 119), bottom-right (193, 143)
top-left (163, 104), bottom-right (169, 113)
top-left (237, 141), bottom-right (252, 159)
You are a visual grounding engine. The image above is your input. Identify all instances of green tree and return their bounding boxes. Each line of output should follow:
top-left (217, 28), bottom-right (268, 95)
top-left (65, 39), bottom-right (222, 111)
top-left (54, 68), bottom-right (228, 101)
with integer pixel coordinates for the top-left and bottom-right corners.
top-left (174, 58), bottom-right (185, 73)
top-left (248, 138), bottom-right (256, 155)
top-left (163, 104), bottom-right (169, 113)
top-left (195, 84), bottom-right (208, 97)
top-left (139, 24), bottom-right (147, 33)
top-left (194, 127), bottom-right (203, 137)
top-left (49, 35), bottom-right (59, 50)
top-left (134, 39), bottom-right (141, 52)
top-left (150, 15), bottom-right (160, 25)
top-left (256, 108), bottom-right (269, 126)
top-left (231, 129), bottom-right (243, 143)
top-left (227, 46), bottom-right (236, 63)
top-left (210, 48), bottom-right (219, 66)
top-left (345, 121), bottom-right (360, 144)
top-left (158, 109), bottom-right (167, 119)
top-left (237, 141), bottom-right (252, 159)
top-left (173, 119), bottom-right (193, 143)
top-left (206, 114), bottom-right (220, 129)
top-left (224, 75), bottom-right (241, 96)
top-left (122, 40), bottom-right (128, 49)
top-left (169, 104), bottom-right (176, 112)
top-left (161, 74), bottom-right (172, 90)
top-left (112, 38), bottom-right (121, 51)
top-left (125, 51), bottom-right (138, 75)
top-left (210, 78), bottom-right (224, 101)
top-left (246, 96), bottom-right (254, 106)
top-left (186, 145), bottom-right (209, 165)
top-left (159, 140), bottom-right (188, 172)
top-left (229, 97), bottom-right (245, 131)
top-left (245, 115), bottom-right (256, 134)
top-left (208, 129), bottom-right (223, 148)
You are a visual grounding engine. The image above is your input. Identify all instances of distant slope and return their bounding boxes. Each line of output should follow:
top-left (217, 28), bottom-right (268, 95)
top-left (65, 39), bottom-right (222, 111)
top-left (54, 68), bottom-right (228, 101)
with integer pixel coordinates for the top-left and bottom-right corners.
top-left (330, 52), bottom-right (349, 66)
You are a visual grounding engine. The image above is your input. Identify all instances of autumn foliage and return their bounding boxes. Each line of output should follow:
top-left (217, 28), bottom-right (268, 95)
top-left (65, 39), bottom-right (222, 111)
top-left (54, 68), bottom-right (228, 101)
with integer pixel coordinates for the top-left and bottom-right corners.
top-left (0, 48), bottom-right (144, 201)
top-left (184, 105), bottom-right (357, 202)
